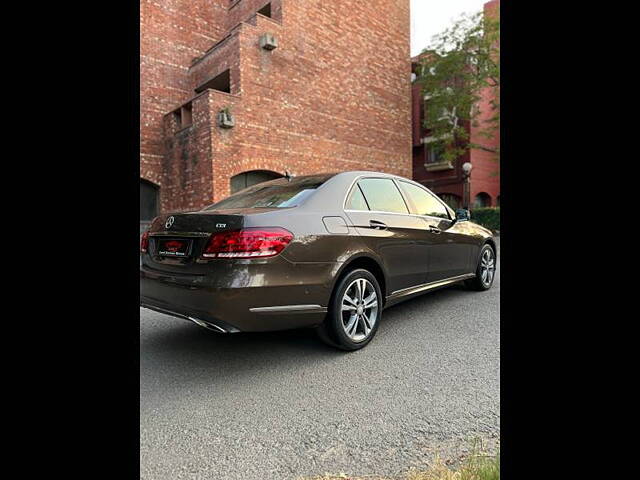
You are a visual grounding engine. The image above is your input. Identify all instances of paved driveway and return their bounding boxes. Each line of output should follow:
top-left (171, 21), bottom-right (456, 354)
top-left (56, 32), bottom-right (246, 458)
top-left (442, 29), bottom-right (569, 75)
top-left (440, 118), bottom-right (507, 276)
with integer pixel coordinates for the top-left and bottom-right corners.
top-left (140, 254), bottom-right (499, 479)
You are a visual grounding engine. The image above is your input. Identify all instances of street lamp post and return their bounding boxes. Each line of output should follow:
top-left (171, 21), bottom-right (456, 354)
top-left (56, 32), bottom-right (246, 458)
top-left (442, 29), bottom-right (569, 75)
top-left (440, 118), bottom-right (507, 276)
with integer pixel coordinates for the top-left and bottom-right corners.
top-left (462, 162), bottom-right (473, 210)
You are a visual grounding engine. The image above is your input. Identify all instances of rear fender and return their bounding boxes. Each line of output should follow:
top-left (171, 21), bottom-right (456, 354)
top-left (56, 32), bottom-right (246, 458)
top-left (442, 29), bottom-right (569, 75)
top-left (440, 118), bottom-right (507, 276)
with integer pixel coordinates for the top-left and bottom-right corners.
top-left (328, 252), bottom-right (389, 303)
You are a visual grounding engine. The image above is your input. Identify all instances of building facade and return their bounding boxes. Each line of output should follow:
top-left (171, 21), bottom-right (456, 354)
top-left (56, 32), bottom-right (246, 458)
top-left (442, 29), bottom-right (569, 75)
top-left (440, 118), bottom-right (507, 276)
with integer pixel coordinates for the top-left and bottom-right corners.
top-left (411, 0), bottom-right (500, 210)
top-left (140, 0), bottom-right (412, 223)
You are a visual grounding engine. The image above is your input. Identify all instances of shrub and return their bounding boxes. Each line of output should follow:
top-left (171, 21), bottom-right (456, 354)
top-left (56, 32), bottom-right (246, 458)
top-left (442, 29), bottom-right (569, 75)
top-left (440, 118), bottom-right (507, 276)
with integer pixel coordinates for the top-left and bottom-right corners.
top-left (470, 207), bottom-right (500, 232)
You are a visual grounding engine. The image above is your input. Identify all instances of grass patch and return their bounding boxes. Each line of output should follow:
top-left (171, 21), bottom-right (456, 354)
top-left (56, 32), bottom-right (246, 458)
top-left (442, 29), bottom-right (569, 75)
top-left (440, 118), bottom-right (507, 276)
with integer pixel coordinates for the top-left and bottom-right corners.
top-left (406, 451), bottom-right (499, 480)
top-left (303, 442), bottom-right (499, 480)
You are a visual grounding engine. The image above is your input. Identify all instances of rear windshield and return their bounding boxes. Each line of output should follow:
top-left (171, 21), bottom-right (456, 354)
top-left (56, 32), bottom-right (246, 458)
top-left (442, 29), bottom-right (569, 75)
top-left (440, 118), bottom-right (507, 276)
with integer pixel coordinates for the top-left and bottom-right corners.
top-left (204, 175), bottom-right (331, 210)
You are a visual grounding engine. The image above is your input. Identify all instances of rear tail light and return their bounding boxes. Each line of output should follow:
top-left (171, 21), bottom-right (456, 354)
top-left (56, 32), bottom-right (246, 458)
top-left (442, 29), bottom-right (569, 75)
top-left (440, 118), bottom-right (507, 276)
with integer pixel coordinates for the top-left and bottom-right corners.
top-left (141, 231), bottom-right (150, 253)
top-left (202, 227), bottom-right (293, 259)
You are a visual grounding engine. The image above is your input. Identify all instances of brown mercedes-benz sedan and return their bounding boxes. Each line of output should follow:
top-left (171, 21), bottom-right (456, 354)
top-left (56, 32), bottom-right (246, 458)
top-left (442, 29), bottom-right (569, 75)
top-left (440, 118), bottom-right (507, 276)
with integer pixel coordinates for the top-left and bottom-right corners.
top-left (140, 171), bottom-right (497, 350)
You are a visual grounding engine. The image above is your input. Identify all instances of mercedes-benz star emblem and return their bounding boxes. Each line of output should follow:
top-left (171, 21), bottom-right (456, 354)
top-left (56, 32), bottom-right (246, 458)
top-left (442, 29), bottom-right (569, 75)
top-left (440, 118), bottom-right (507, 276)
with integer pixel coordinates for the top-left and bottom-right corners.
top-left (165, 216), bottom-right (175, 229)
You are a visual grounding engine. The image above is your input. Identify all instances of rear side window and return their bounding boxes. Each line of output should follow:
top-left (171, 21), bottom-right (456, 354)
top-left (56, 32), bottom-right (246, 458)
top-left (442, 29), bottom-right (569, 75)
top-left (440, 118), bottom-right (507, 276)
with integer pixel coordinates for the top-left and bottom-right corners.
top-left (346, 185), bottom-right (369, 211)
top-left (356, 178), bottom-right (409, 214)
top-left (399, 181), bottom-right (450, 219)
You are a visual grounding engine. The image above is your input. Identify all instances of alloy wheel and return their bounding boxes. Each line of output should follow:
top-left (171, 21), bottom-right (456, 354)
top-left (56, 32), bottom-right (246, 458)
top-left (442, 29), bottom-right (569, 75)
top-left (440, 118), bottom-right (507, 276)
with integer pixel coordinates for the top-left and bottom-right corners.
top-left (480, 248), bottom-right (496, 286)
top-left (341, 278), bottom-right (379, 342)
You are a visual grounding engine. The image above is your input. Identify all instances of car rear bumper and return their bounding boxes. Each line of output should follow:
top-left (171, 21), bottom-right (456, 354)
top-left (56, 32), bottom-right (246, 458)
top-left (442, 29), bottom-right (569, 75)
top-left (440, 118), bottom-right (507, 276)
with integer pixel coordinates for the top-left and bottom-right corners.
top-left (139, 261), bottom-right (335, 332)
top-left (139, 299), bottom-right (243, 333)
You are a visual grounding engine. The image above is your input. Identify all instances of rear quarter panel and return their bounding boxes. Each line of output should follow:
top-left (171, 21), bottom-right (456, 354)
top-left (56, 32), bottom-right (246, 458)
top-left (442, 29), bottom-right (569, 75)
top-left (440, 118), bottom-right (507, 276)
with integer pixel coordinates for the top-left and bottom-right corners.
top-left (244, 209), bottom-right (381, 299)
top-left (243, 210), bottom-right (365, 264)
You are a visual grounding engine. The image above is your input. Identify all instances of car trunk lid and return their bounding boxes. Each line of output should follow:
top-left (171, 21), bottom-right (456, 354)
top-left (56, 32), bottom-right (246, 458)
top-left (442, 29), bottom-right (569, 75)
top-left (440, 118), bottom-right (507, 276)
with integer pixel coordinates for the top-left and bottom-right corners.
top-left (141, 209), bottom-right (284, 273)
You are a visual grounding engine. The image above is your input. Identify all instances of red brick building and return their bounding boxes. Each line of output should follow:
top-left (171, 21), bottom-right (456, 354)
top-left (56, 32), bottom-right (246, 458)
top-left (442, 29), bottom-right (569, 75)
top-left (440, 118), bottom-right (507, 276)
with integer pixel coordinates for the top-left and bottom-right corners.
top-left (140, 0), bottom-right (412, 222)
top-left (411, 0), bottom-right (500, 210)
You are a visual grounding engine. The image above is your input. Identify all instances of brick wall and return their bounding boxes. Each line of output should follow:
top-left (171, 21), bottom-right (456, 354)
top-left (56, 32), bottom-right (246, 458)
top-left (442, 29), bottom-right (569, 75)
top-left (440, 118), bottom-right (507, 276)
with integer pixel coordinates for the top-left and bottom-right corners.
top-left (141, 0), bottom-right (412, 212)
top-left (140, 0), bottom-right (228, 204)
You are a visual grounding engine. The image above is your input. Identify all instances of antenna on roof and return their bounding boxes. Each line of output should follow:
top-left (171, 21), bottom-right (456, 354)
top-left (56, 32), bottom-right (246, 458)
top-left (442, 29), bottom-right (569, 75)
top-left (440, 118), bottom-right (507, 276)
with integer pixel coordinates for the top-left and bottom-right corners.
top-left (284, 170), bottom-right (294, 182)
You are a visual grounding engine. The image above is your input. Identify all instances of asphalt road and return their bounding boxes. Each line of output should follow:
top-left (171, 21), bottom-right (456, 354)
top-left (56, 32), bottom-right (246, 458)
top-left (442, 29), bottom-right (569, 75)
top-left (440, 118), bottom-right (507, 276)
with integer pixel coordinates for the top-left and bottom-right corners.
top-left (140, 252), bottom-right (500, 479)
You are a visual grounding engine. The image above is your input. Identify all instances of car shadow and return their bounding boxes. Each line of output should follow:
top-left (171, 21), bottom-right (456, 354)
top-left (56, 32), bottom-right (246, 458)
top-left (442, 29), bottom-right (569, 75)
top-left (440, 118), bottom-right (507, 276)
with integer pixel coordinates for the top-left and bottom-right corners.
top-left (143, 282), bottom-right (467, 352)
top-left (141, 317), bottom-right (348, 390)
top-left (140, 275), bottom-right (497, 390)
top-left (143, 320), bottom-right (329, 358)
top-left (378, 282), bottom-right (468, 322)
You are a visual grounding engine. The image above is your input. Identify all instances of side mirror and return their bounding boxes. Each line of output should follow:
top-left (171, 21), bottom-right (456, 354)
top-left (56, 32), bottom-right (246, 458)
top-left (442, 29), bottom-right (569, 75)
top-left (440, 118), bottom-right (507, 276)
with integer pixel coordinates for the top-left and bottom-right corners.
top-left (455, 208), bottom-right (470, 221)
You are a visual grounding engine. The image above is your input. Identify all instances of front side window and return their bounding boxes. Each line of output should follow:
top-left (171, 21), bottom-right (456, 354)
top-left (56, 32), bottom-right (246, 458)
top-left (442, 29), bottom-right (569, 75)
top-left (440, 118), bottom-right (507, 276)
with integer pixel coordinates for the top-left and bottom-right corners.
top-left (438, 193), bottom-right (461, 210)
top-left (356, 178), bottom-right (408, 214)
top-left (399, 181), bottom-right (450, 219)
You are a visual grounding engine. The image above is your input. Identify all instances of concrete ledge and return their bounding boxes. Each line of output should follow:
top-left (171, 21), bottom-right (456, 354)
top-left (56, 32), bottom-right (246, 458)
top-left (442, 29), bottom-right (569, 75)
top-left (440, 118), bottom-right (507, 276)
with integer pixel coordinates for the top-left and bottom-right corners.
top-left (425, 161), bottom-right (454, 172)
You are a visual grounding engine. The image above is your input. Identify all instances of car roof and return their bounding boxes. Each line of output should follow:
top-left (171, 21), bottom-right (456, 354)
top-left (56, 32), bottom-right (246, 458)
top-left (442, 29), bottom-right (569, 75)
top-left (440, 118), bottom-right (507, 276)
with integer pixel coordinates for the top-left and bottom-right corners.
top-left (301, 170), bottom-right (455, 217)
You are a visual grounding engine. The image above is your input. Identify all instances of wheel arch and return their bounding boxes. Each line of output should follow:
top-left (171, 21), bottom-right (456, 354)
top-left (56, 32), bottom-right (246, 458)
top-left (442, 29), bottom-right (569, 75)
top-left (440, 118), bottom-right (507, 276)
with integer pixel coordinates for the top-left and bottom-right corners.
top-left (472, 237), bottom-right (498, 270)
top-left (485, 237), bottom-right (497, 255)
top-left (485, 238), bottom-right (498, 263)
top-left (330, 254), bottom-right (388, 306)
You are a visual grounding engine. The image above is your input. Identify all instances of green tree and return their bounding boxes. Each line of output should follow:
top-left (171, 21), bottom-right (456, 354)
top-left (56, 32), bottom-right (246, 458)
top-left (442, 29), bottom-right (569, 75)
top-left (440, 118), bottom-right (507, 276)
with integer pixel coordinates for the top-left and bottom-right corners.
top-left (416, 9), bottom-right (500, 163)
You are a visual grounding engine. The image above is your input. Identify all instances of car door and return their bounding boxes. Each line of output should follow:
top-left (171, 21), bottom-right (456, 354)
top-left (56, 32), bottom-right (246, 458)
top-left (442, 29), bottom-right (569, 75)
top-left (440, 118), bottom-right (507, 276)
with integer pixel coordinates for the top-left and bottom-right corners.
top-left (344, 177), bottom-right (428, 294)
top-left (397, 180), bottom-right (472, 282)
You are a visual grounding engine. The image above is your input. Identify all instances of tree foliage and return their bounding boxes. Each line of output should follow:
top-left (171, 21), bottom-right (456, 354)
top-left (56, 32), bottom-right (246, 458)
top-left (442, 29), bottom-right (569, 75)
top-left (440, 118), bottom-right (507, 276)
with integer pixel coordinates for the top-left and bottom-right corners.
top-left (416, 10), bottom-right (500, 163)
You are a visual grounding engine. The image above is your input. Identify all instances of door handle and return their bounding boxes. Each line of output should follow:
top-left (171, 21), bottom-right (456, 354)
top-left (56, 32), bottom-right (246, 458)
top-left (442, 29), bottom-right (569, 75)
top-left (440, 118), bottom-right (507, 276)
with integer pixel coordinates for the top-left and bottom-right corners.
top-left (369, 220), bottom-right (388, 230)
top-left (429, 226), bottom-right (441, 234)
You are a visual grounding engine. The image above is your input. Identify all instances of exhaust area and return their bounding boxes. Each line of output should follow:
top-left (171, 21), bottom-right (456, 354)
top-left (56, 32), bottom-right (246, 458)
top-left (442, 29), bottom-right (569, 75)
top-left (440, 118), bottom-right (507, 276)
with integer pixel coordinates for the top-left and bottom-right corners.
top-left (188, 317), bottom-right (227, 333)
top-left (140, 303), bottom-right (230, 333)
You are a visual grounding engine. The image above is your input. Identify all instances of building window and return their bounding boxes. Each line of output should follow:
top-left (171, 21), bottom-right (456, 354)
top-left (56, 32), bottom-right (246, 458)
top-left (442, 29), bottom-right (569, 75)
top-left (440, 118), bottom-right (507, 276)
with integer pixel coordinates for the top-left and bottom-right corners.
top-left (181, 103), bottom-right (193, 128)
top-left (257, 3), bottom-right (272, 18)
top-left (172, 102), bottom-right (193, 131)
top-left (474, 192), bottom-right (492, 208)
top-left (426, 142), bottom-right (445, 164)
top-left (195, 69), bottom-right (231, 94)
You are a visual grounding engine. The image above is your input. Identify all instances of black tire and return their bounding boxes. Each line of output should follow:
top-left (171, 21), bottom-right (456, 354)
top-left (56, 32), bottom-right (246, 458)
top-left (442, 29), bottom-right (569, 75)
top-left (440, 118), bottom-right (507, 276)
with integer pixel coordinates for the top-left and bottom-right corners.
top-left (316, 268), bottom-right (383, 351)
top-left (465, 243), bottom-right (497, 291)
